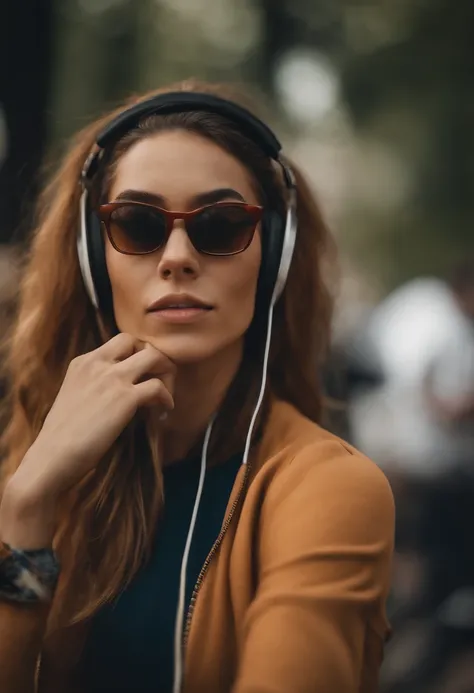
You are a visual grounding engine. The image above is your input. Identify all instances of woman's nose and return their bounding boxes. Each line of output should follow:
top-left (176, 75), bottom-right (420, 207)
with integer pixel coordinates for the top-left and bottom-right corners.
top-left (157, 222), bottom-right (200, 280)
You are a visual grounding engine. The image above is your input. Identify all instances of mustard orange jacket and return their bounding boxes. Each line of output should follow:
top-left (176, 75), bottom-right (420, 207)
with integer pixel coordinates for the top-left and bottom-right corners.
top-left (0, 400), bottom-right (395, 693)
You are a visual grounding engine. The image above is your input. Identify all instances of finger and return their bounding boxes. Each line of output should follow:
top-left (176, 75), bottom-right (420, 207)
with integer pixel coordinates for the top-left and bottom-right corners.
top-left (142, 343), bottom-right (176, 395)
top-left (159, 369), bottom-right (175, 398)
top-left (117, 346), bottom-right (176, 384)
top-left (134, 378), bottom-right (174, 410)
top-left (96, 333), bottom-right (140, 362)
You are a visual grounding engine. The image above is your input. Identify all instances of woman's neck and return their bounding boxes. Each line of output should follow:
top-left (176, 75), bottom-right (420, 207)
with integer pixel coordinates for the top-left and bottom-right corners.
top-left (160, 341), bottom-right (243, 464)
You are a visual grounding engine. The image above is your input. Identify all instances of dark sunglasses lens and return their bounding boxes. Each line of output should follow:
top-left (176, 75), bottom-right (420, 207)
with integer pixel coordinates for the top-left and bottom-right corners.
top-left (108, 205), bottom-right (166, 254)
top-left (189, 205), bottom-right (257, 255)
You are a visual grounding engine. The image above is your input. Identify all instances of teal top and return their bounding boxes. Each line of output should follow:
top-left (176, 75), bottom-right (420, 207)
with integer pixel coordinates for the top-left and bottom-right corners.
top-left (79, 452), bottom-right (242, 692)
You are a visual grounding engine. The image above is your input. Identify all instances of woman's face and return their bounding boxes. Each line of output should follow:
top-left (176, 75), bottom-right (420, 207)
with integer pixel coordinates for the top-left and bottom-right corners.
top-left (106, 130), bottom-right (262, 365)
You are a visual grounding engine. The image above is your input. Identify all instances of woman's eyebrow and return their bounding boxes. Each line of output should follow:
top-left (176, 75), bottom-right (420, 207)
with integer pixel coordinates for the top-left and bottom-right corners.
top-left (192, 188), bottom-right (246, 206)
top-left (113, 188), bottom-right (246, 207)
top-left (114, 189), bottom-right (165, 205)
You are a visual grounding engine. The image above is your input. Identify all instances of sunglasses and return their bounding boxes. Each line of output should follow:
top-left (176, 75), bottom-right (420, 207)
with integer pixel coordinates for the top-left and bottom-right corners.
top-left (97, 200), bottom-right (264, 257)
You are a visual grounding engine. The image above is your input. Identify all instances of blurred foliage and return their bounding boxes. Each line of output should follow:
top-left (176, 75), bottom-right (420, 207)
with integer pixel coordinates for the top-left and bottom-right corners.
top-left (337, 0), bottom-right (474, 287)
top-left (3, 0), bottom-right (474, 292)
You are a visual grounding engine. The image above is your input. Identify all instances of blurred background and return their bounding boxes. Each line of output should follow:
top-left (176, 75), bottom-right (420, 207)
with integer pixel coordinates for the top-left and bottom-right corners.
top-left (1, 0), bottom-right (474, 690)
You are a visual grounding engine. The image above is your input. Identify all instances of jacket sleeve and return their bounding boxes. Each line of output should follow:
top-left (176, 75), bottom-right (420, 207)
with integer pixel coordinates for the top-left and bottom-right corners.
top-left (232, 442), bottom-right (395, 693)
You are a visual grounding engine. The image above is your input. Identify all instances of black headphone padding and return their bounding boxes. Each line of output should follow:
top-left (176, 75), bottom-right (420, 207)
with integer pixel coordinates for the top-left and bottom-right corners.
top-left (85, 193), bottom-right (115, 319)
top-left (256, 209), bottom-right (285, 314)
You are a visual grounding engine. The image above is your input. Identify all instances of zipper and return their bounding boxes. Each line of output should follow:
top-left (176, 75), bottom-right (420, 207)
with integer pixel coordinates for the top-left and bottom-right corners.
top-left (182, 459), bottom-right (252, 649)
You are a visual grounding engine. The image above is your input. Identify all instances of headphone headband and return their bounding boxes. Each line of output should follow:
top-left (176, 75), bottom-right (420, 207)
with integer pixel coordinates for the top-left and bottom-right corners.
top-left (93, 92), bottom-right (281, 164)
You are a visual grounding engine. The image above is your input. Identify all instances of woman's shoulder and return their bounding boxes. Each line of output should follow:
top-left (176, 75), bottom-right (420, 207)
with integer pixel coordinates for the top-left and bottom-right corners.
top-left (255, 398), bottom-right (394, 518)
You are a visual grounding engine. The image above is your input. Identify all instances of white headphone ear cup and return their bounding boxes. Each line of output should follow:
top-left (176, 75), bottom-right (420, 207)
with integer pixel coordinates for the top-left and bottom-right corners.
top-left (271, 200), bottom-right (297, 305)
top-left (77, 190), bottom-right (116, 324)
top-left (77, 190), bottom-right (99, 309)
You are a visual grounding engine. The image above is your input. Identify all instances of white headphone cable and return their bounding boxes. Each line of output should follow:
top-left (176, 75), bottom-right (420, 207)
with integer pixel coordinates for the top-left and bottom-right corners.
top-left (241, 300), bottom-right (275, 467)
top-left (172, 416), bottom-right (214, 693)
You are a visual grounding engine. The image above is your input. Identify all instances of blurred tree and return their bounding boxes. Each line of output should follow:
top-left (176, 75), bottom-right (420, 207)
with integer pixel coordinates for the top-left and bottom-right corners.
top-left (259, 0), bottom-right (344, 86)
top-left (0, 0), bottom-right (54, 243)
top-left (338, 0), bottom-right (474, 284)
top-left (256, 0), bottom-right (474, 287)
top-left (49, 0), bottom-right (143, 145)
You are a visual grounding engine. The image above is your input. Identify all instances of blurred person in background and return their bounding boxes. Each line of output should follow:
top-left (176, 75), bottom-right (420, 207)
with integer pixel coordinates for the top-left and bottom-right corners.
top-left (0, 80), bottom-right (394, 693)
top-left (349, 262), bottom-right (474, 692)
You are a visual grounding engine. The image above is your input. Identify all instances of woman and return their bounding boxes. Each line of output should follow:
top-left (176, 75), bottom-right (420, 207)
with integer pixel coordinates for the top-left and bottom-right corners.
top-left (0, 79), bottom-right (394, 693)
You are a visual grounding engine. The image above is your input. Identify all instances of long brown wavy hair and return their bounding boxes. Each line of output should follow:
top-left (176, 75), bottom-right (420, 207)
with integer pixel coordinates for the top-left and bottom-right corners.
top-left (0, 79), bottom-right (336, 630)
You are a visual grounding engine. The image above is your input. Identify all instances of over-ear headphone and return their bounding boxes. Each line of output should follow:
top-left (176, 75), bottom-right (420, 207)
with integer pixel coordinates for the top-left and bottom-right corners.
top-left (77, 92), bottom-right (297, 323)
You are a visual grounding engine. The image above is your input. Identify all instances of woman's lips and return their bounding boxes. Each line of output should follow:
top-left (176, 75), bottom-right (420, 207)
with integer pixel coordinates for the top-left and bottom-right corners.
top-left (148, 306), bottom-right (213, 323)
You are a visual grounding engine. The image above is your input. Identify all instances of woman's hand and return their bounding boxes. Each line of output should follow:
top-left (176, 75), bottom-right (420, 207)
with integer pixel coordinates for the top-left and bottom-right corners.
top-left (1, 333), bottom-right (175, 547)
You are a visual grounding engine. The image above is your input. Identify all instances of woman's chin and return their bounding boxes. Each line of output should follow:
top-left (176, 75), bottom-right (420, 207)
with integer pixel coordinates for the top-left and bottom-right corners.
top-left (142, 334), bottom-right (216, 366)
